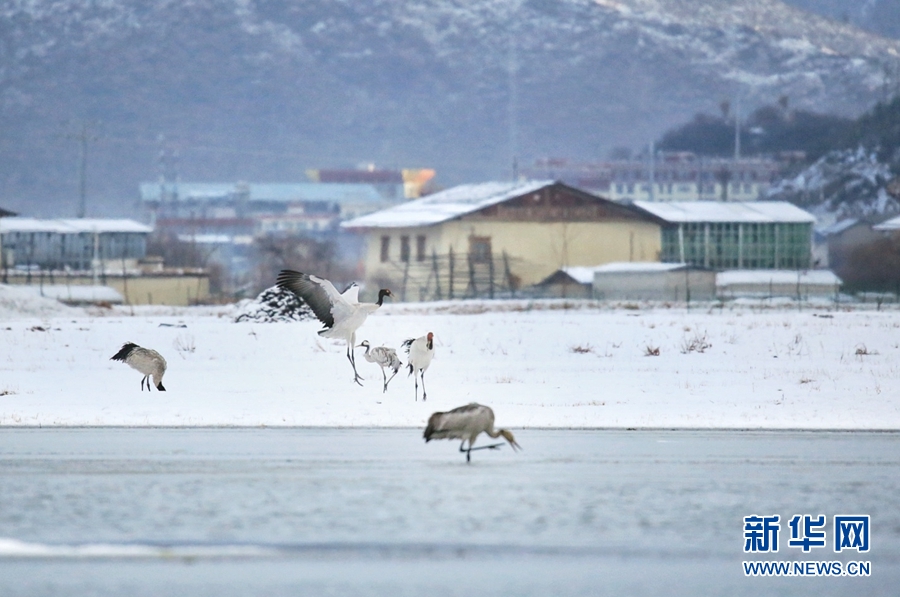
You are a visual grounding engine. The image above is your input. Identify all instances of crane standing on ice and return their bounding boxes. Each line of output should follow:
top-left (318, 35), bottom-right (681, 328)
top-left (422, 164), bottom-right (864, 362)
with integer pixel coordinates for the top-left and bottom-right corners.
top-left (110, 342), bottom-right (167, 391)
top-left (357, 340), bottom-right (402, 393)
top-left (402, 332), bottom-right (434, 401)
top-left (276, 270), bottom-right (393, 386)
top-left (424, 403), bottom-right (521, 462)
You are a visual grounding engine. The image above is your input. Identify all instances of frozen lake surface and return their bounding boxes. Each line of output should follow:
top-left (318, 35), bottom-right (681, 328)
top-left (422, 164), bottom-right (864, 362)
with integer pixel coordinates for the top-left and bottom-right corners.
top-left (0, 428), bottom-right (898, 596)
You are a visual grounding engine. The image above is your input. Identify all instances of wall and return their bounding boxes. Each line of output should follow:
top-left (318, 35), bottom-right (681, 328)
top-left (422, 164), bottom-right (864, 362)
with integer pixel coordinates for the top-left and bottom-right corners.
top-left (358, 219), bottom-right (661, 300)
top-left (717, 281), bottom-right (840, 300)
top-left (3, 273), bottom-right (210, 306)
top-left (593, 270), bottom-right (716, 301)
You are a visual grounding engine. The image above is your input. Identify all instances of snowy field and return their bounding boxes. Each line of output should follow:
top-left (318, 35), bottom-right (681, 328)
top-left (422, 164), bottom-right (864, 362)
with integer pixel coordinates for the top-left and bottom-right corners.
top-left (1, 285), bottom-right (899, 429)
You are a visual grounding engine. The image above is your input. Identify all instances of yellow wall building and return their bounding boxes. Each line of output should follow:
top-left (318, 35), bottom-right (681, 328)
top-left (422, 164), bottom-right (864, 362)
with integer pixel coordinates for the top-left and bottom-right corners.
top-left (342, 181), bottom-right (662, 301)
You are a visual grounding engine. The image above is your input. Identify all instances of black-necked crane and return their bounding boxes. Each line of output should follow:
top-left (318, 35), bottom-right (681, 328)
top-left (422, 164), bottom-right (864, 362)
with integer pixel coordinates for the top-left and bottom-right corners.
top-left (402, 331), bottom-right (434, 401)
top-left (423, 403), bottom-right (521, 463)
top-left (356, 340), bottom-right (402, 393)
top-left (276, 270), bottom-right (393, 385)
top-left (110, 342), bottom-right (167, 391)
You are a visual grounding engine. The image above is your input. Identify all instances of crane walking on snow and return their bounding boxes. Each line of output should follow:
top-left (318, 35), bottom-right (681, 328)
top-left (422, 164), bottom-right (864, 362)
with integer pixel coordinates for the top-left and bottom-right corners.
top-left (357, 340), bottom-right (402, 393)
top-left (110, 342), bottom-right (167, 391)
top-left (424, 403), bottom-right (521, 463)
top-left (276, 270), bottom-right (393, 385)
top-left (402, 332), bottom-right (434, 401)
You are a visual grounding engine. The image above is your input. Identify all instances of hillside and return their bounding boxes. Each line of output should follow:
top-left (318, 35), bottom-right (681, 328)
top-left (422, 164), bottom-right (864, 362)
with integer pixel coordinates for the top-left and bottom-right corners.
top-left (763, 96), bottom-right (900, 225)
top-left (784, 0), bottom-right (900, 40)
top-left (2, 0), bottom-right (900, 217)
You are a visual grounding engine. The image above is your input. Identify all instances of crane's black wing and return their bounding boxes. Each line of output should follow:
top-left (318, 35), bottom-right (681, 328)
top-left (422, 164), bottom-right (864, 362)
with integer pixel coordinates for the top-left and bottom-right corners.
top-left (111, 342), bottom-right (139, 361)
top-left (276, 270), bottom-right (336, 328)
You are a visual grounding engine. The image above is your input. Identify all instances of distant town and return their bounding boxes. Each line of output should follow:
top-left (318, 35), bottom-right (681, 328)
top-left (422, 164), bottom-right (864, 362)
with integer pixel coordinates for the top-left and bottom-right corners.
top-left (3, 146), bottom-right (895, 307)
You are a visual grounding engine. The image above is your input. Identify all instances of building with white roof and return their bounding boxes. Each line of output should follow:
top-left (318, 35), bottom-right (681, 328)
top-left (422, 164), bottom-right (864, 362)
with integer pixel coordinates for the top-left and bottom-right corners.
top-left (0, 217), bottom-right (217, 306)
top-left (535, 262), bottom-right (717, 300)
top-left (631, 201), bottom-right (816, 270)
top-left (342, 181), bottom-right (662, 300)
top-left (716, 269), bottom-right (842, 299)
top-left (0, 217), bottom-right (152, 273)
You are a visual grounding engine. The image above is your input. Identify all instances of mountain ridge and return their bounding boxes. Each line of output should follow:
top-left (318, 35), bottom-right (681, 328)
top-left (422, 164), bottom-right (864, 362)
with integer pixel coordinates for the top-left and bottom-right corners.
top-left (2, 0), bottom-right (900, 217)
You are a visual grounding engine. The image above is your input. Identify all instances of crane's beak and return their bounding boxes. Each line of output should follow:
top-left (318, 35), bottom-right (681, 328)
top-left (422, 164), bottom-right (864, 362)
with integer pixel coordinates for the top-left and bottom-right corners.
top-left (501, 430), bottom-right (521, 452)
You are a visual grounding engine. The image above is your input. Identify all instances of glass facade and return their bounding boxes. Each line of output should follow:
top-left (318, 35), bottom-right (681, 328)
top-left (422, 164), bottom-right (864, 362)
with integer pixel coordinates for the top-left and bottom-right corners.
top-left (661, 222), bottom-right (811, 270)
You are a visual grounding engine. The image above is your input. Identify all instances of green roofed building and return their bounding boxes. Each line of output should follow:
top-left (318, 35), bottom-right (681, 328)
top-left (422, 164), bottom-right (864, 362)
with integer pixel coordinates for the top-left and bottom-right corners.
top-left (631, 201), bottom-right (815, 270)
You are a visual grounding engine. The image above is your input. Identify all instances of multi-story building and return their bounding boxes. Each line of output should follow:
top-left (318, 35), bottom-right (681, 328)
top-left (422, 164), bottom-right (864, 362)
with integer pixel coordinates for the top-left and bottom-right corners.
top-left (525, 153), bottom-right (783, 203)
top-left (140, 181), bottom-right (402, 231)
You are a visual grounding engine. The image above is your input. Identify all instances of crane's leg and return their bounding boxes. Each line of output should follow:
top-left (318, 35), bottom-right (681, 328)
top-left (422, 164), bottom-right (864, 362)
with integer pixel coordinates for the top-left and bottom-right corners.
top-left (141, 376), bottom-right (147, 391)
top-left (458, 437), bottom-right (503, 460)
top-left (384, 369), bottom-right (398, 392)
top-left (469, 443), bottom-right (504, 452)
top-left (347, 343), bottom-right (363, 386)
top-left (414, 371), bottom-right (419, 401)
top-left (421, 370), bottom-right (427, 401)
top-left (459, 440), bottom-right (471, 463)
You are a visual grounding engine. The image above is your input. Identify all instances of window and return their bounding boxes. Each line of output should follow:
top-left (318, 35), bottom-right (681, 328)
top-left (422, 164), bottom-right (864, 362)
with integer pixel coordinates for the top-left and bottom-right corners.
top-left (400, 235), bottom-right (410, 262)
top-left (380, 236), bottom-right (390, 262)
top-left (416, 235), bottom-right (426, 262)
top-left (469, 236), bottom-right (492, 263)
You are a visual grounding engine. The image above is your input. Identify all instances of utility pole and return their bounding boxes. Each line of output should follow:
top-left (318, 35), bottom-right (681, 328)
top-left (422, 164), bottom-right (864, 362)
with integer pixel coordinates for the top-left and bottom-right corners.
top-left (67, 122), bottom-right (99, 218)
top-left (508, 23), bottom-right (519, 182)
top-left (156, 134), bottom-right (180, 222)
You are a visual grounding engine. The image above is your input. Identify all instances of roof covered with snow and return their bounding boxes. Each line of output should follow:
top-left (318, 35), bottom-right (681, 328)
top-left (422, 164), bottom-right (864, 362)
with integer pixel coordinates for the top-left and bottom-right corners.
top-left (873, 215), bottom-right (900, 231)
top-left (632, 201), bottom-right (815, 224)
top-left (547, 263), bottom-right (691, 284)
top-left (591, 262), bottom-right (690, 274)
top-left (716, 269), bottom-right (842, 286)
top-left (0, 218), bottom-right (152, 234)
top-left (57, 219), bottom-right (153, 233)
top-left (341, 180), bottom-right (556, 229)
top-left (816, 218), bottom-right (861, 236)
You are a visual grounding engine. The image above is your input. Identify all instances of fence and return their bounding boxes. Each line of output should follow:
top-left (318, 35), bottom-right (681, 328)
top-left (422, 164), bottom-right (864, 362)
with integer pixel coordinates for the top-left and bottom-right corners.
top-left (381, 249), bottom-right (525, 301)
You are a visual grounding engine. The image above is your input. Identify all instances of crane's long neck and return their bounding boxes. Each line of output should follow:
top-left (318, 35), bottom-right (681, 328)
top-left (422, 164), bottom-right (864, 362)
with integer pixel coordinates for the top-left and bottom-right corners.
top-left (485, 426), bottom-right (502, 439)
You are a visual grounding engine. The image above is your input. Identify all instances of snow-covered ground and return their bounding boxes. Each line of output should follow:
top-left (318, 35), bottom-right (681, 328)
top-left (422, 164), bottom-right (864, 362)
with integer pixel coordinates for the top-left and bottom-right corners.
top-left (1, 290), bottom-right (898, 428)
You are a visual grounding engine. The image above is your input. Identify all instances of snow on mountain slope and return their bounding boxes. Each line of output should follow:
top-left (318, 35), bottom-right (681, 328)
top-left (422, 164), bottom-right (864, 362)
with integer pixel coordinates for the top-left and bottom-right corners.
top-left (767, 147), bottom-right (900, 225)
top-left (2, 0), bottom-right (899, 216)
